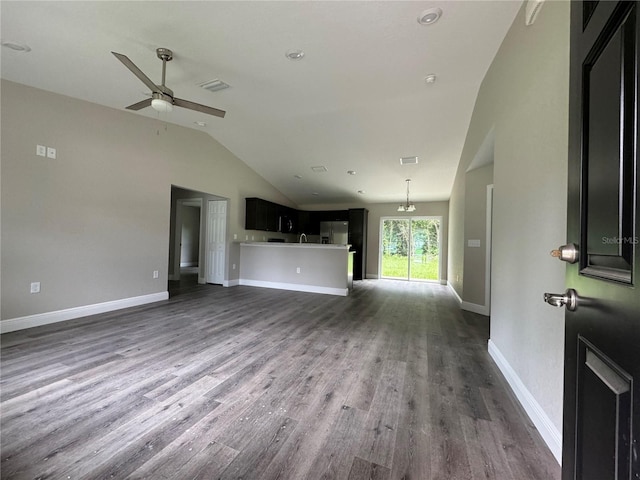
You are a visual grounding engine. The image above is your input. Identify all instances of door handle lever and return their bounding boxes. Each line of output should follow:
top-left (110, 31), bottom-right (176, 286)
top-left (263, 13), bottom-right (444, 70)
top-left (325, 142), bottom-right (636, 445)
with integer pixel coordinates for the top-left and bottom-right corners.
top-left (543, 289), bottom-right (578, 311)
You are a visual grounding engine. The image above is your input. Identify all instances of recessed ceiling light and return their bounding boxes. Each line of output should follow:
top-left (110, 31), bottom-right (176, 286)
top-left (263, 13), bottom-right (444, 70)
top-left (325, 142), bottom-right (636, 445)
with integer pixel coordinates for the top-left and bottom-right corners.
top-left (294, 174), bottom-right (303, 179)
top-left (1, 41), bottom-right (31, 52)
top-left (425, 74), bottom-right (437, 84)
top-left (347, 170), bottom-right (356, 175)
top-left (311, 166), bottom-right (327, 173)
top-left (312, 192), bottom-right (319, 196)
top-left (194, 121), bottom-right (207, 127)
top-left (418, 7), bottom-right (443, 26)
top-left (357, 190), bottom-right (365, 194)
top-left (285, 49), bottom-right (305, 61)
top-left (400, 156), bottom-right (419, 165)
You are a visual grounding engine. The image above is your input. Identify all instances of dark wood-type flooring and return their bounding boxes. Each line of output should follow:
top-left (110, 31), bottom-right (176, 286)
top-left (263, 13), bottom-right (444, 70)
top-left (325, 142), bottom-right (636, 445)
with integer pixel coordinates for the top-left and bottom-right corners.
top-left (1, 280), bottom-right (560, 479)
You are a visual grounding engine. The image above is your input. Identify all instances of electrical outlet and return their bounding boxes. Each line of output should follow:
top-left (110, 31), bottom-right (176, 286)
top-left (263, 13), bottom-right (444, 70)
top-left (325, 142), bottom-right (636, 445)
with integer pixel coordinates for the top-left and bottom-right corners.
top-left (36, 145), bottom-right (46, 157)
top-left (233, 233), bottom-right (237, 240)
top-left (251, 236), bottom-right (255, 241)
top-left (296, 267), bottom-right (301, 274)
top-left (232, 264), bottom-right (236, 270)
top-left (46, 147), bottom-right (57, 159)
top-left (153, 270), bottom-right (159, 279)
top-left (245, 235), bottom-right (249, 241)
top-left (30, 282), bottom-right (41, 294)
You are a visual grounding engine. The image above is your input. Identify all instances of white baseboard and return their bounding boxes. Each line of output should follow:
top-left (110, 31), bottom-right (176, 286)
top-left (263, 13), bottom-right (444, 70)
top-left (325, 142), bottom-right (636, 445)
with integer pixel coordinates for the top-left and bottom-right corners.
top-left (366, 273), bottom-right (379, 279)
top-left (0, 292), bottom-right (169, 334)
top-left (447, 281), bottom-right (463, 304)
top-left (198, 276), bottom-right (206, 285)
top-left (224, 279), bottom-right (240, 287)
top-left (461, 301), bottom-right (490, 316)
top-left (180, 262), bottom-right (198, 267)
top-left (488, 339), bottom-right (562, 464)
top-left (239, 279), bottom-right (348, 296)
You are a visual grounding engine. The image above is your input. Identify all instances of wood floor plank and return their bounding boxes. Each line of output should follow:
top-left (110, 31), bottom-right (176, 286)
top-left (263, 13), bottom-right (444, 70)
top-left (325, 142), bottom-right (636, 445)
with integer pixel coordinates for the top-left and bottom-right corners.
top-left (347, 456), bottom-right (391, 480)
top-left (0, 280), bottom-right (560, 480)
top-left (356, 359), bottom-right (406, 468)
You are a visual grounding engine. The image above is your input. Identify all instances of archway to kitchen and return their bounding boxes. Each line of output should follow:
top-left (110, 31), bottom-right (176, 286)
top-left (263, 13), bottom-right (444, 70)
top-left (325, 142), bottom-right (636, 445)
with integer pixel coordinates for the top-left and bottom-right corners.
top-left (379, 216), bottom-right (443, 282)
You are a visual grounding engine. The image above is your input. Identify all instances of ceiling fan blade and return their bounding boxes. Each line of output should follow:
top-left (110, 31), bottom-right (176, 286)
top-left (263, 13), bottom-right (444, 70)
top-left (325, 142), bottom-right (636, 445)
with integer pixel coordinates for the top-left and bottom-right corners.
top-left (173, 98), bottom-right (226, 118)
top-left (112, 51), bottom-right (160, 93)
top-left (125, 98), bottom-right (152, 111)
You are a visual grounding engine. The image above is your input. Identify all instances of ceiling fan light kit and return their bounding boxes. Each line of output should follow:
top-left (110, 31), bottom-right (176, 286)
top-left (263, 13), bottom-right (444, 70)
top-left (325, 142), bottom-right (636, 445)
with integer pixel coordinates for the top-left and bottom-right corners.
top-left (151, 94), bottom-right (173, 112)
top-left (112, 47), bottom-right (226, 118)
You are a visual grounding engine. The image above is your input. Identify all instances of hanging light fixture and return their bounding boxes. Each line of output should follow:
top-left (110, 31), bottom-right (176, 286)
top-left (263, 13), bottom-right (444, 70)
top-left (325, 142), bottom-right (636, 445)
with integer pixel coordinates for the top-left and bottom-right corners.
top-left (397, 179), bottom-right (416, 212)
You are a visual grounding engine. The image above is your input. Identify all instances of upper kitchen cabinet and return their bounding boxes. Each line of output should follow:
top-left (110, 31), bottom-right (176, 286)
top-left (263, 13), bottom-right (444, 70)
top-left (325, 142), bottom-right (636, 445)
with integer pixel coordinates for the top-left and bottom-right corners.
top-left (297, 210), bottom-right (318, 235)
top-left (319, 210), bottom-right (349, 222)
top-left (245, 197), bottom-right (278, 231)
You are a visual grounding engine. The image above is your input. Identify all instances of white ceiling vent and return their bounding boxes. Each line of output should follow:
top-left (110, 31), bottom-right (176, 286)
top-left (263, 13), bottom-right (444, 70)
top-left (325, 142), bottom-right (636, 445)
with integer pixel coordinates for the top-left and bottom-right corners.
top-left (199, 79), bottom-right (230, 92)
top-left (311, 166), bottom-right (328, 173)
top-left (400, 156), bottom-right (419, 165)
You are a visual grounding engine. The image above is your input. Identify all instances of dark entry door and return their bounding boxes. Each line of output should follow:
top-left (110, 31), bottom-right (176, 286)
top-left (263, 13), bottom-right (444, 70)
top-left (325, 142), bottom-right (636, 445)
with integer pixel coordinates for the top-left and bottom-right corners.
top-left (561, 2), bottom-right (640, 479)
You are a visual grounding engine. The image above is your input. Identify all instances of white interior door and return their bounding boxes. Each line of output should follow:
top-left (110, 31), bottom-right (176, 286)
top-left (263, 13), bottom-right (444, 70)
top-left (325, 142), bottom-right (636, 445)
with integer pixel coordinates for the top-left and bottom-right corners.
top-left (206, 200), bottom-right (227, 285)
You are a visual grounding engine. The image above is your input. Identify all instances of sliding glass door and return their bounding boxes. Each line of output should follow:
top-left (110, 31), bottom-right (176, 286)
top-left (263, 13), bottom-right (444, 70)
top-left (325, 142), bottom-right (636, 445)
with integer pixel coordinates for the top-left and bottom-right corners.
top-left (381, 217), bottom-right (441, 281)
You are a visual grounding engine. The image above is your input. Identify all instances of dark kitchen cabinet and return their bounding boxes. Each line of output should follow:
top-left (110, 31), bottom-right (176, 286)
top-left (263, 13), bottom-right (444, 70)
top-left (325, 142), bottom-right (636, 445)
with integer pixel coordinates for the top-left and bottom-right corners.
top-left (297, 210), bottom-right (317, 235)
top-left (320, 210), bottom-right (349, 222)
top-left (245, 197), bottom-right (278, 231)
top-left (348, 208), bottom-right (368, 281)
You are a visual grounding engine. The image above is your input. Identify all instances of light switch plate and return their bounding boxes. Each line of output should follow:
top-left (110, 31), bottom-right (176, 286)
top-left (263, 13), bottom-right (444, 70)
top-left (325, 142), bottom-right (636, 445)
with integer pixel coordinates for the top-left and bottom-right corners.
top-left (46, 147), bottom-right (57, 159)
top-left (467, 239), bottom-right (481, 248)
top-left (36, 145), bottom-right (46, 157)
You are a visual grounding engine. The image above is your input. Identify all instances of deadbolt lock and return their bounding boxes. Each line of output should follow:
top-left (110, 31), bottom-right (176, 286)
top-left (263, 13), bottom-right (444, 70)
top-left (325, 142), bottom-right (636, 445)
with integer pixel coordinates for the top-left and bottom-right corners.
top-left (550, 243), bottom-right (579, 264)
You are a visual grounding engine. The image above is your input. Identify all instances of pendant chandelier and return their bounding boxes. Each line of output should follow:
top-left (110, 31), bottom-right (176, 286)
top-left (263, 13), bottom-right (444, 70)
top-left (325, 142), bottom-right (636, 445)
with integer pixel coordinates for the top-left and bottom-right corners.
top-left (397, 179), bottom-right (416, 212)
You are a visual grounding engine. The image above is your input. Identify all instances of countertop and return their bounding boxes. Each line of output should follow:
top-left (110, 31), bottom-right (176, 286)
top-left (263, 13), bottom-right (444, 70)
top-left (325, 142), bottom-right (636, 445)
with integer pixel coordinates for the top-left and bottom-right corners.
top-left (240, 242), bottom-right (351, 249)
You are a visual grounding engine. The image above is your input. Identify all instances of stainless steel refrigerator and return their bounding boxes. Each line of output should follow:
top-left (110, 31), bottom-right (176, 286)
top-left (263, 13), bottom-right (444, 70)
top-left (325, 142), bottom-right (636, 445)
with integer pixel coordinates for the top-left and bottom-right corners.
top-left (320, 221), bottom-right (349, 245)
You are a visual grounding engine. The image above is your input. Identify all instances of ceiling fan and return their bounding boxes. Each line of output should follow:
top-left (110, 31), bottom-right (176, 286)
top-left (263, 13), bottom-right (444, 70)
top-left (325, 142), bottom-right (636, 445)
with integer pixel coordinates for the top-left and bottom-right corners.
top-left (112, 48), bottom-right (226, 118)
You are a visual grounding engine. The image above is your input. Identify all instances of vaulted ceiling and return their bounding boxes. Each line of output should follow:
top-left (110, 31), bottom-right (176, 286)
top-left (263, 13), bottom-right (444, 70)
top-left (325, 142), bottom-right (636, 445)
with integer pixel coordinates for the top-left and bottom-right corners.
top-left (1, 1), bottom-right (522, 206)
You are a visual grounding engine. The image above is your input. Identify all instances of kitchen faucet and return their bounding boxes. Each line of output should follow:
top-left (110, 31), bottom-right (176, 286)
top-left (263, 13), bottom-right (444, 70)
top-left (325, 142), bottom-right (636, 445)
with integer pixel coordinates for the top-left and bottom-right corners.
top-left (299, 233), bottom-right (307, 243)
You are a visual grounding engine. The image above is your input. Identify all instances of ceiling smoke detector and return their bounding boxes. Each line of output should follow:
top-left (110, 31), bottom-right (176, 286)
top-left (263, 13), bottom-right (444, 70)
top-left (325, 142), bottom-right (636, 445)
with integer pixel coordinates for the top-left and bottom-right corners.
top-left (425, 74), bottom-right (437, 84)
top-left (418, 8), bottom-right (443, 26)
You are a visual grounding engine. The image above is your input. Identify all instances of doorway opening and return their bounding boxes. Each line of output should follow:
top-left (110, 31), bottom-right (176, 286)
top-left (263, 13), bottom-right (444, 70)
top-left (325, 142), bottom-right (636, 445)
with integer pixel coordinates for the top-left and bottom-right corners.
top-left (169, 186), bottom-right (228, 295)
top-left (380, 216), bottom-right (442, 281)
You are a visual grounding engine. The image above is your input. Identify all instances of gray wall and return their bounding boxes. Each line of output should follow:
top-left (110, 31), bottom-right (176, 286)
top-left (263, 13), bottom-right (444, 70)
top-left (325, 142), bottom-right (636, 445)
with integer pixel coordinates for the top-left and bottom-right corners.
top-left (180, 206), bottom-right (201, 267)
top-left (462, 164), bottom-right (493, 307)
top-left (448, 0), bottom-right (569, 442)
top-left (1, 80), bottom-right (295, 321)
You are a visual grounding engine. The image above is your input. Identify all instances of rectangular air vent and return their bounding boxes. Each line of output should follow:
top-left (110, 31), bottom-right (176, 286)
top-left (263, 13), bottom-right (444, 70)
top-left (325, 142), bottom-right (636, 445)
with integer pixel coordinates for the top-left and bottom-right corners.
top-left (311, 166), bottom-right (328, 173)
top-left (199, 79), bottom-right (230, 92)
top-left (400, 156), bottom-right (419, 165)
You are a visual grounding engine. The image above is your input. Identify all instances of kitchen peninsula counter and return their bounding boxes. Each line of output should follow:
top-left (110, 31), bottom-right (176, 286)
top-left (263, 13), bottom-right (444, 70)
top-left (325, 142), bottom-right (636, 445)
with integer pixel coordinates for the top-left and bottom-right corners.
top-left (239, 242), bottom-right (353, 296)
